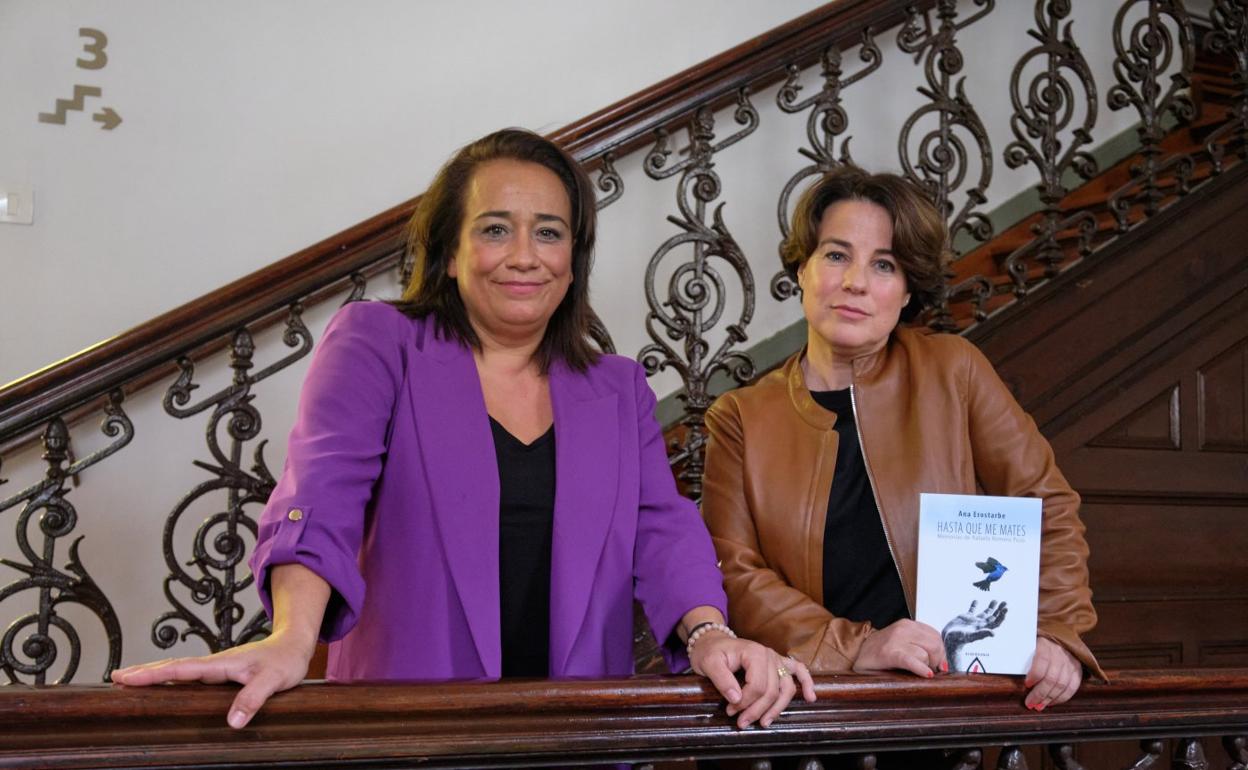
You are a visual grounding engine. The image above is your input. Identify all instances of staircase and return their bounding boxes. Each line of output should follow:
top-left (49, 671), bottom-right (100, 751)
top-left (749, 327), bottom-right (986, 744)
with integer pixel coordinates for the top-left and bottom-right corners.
top-left (0, 0), bottom-right (1245, 699)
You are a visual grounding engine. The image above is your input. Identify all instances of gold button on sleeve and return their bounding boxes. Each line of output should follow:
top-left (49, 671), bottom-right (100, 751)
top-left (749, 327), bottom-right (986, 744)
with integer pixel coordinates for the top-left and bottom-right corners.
top-left (287, 508), bottom-right (304, 522)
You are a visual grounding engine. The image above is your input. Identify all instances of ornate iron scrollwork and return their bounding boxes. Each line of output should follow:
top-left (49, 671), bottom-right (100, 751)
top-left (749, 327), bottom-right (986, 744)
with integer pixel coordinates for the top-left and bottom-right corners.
top-left (771, 29), bottom-right (883, 302)
top-left (948, 747), bottom-right (983, 770)
top-left (1048, 743), bottom-right (1085, 770)
top-left (1173, 737), bottom-right (1210, 770)
top-left (1002, 0), bottom-right (1100, 294)
top-left (594, 152), bottom-right (624, 211)
top-left (154, 304), bottom-right (313, 653)
top-left (1106, 0), bottom-right (1196, 229)
top-left (997, 745), bottom-right (1029, 770)
top-left (343, 271), bottom-right (368, 304)
top-left (1225, 735), bottom-right (1248, 770)
top-left (0, 392), bottom-right (130, 683)
top-left (639, 91), bottom-right (758, 500)
top-left (1126, 739), bottom-right (1165, 769)
top-left (1204, 0), bottom-right (1248, 174)
top-left (587, 151), bottom-right (623, 355)
top-left (896, 0), bottom-right (996, 331)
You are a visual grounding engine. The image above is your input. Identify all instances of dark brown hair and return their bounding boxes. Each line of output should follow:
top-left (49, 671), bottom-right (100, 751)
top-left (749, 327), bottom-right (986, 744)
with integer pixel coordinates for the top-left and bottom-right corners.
top-left (394, 128), bottom-right (600, 373)
top-left (780, 164), bottom-right (949, 322)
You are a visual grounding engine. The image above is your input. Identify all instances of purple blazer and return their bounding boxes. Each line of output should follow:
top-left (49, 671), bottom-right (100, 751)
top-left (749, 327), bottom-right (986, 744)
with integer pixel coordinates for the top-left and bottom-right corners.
top-left (249, 301), bottom-right (727, 681)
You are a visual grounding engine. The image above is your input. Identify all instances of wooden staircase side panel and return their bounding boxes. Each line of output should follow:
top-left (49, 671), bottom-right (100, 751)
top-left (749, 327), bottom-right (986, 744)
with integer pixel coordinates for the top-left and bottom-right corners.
top-left (966, 162), bottom-right (1248, 671)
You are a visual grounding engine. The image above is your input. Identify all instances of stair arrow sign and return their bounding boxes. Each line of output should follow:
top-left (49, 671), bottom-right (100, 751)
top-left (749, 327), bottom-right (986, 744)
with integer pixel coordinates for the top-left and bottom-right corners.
top-left (92, 107), bottom-right (122, 130)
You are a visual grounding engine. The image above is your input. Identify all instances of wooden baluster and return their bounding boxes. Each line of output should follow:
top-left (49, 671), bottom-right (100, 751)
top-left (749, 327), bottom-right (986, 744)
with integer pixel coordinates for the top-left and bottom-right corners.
top-left (949, 747), bottom-right (983, 770)
top-left (997, 745), bottom-right (1028, 770)
top-left (1126, 739), bottom-right (1165, 769)
top-left (1048, 743), bottom-right (1085, 770)
top-left (1172, 738), bottom-right (1208, 770)
top-left (797, 757), bottom-right (824, 770)
top-left (750, 759), bottom-right (773, 770)
top-left (1224, 735), bottom-right (1248, 770)
top-left (853, 756), bottom-right (875, 770)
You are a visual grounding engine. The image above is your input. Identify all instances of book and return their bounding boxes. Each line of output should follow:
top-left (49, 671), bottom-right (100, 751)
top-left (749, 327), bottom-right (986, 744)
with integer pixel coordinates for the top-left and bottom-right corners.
top-left (915, 492), bottom-right (1041, 675)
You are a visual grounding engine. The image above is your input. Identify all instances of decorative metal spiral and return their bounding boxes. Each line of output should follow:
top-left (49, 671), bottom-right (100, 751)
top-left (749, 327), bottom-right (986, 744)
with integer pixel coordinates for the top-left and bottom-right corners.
top-left (638, 91), bottom-right (758, 500)
top-left (1001, 0), bottom-right (1100, 292)
top-left (896, 0), bottom-right (995, 331)
top-left (1204, 0), bottom-right (1248, 174)
top-left (771, 30), bottom-right (883, 302)
top-left (0, 392), bottom-right (130, 683)
top-left (154, 305), bottom-right (312, 653)
top-left (594, 152), bottom-right (624, 211)
top-left (1106, 0), bottom-right (1196, 229)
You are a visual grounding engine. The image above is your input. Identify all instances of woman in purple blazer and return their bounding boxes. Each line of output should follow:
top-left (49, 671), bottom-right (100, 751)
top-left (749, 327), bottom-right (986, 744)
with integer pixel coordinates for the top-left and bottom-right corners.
top-left (113, 129), bottom-right (815, 729)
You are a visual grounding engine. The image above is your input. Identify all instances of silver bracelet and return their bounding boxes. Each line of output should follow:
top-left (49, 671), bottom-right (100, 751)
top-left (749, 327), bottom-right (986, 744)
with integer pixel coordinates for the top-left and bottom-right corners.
top-left (685, 621), bottom-right (736, 659)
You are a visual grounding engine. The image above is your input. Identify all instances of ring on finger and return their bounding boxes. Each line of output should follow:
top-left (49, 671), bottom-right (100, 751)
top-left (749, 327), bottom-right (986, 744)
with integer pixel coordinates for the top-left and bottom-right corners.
top-left (778, 665), bottom-right (791, 678)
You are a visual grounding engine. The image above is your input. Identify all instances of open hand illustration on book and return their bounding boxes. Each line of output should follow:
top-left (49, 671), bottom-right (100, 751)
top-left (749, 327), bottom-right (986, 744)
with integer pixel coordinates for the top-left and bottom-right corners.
top-left (941, 600), bottom-right (1008, 672)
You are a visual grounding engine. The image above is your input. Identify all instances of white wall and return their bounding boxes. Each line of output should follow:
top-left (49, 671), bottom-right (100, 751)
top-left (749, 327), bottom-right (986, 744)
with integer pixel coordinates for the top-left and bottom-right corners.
top-left (0, 0), bottom-right (825, 384)
top-left (0, 0), bottom-right (1184, 677)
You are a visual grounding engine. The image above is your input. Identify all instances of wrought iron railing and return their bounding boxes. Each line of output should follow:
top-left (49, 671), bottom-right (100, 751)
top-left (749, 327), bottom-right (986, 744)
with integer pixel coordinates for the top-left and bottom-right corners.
top-left (0, 0), bottom-right (1245, 690)
top-left (3, 670), bottom-right (1247, 769)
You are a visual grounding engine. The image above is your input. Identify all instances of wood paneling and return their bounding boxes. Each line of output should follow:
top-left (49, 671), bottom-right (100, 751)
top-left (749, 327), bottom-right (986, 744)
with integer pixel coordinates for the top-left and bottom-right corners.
top-left (1088, 385), bottom-right (1181, 451)
top-left (969, 162), bottom-right (1248, 670)
top-left (1199, 338), bottom-right (1248, 452)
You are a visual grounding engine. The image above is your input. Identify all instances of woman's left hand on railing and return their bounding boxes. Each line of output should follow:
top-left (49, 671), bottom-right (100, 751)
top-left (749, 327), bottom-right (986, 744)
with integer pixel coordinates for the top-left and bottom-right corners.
top-left (1023, 636), bottom-right (1083, 711)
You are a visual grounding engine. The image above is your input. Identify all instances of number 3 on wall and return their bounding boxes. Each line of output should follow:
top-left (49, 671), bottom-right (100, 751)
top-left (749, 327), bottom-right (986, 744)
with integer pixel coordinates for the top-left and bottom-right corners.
top-left (77, 28), bottom-right (108, 70)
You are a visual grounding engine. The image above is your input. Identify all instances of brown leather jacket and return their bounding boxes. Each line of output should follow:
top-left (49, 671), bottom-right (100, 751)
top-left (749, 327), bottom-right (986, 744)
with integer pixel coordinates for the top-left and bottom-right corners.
top-left (702, 328), bottom-right (1104, 678)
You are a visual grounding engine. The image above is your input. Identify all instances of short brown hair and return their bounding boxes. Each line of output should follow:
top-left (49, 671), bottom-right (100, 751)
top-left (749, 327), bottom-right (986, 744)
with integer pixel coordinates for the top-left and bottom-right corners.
top-left (780, 164), bottom-right (949, 322)
top-left (394, 128), bottom-right (601, 373)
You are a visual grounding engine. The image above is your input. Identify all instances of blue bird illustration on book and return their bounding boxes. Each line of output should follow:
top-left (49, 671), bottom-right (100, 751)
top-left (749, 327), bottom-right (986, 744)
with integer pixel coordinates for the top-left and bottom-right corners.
top-left (973, 557), bottom-right (1008, 591)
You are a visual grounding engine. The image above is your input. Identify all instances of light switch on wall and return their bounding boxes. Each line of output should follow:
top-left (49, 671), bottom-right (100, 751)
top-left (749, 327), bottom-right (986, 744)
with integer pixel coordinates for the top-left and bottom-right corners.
top-left (0, 183), bottom-right (34, 225)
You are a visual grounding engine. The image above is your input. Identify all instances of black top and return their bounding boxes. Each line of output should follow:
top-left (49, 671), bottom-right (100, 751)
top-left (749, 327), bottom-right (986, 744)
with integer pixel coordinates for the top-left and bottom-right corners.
top-left (490, 417), bottom-right (556, 678)
top-left (810, 388), bottom-right (909, 630)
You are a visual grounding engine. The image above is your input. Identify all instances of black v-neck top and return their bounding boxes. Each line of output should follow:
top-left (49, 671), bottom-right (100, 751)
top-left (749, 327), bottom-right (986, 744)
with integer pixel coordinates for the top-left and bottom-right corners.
top-left (809, 389), bottom-right (909, 630)
top-left (490, 417), bottom-right (556, 678)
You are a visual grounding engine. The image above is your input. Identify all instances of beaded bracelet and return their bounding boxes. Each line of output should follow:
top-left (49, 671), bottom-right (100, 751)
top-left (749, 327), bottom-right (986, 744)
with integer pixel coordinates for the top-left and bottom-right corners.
top-left (685, 621), bottom-right (736, 659)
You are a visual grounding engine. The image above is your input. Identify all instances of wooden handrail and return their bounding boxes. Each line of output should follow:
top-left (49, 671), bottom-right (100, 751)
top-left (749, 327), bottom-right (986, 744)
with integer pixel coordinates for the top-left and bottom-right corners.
top-left (2, 669), bottom-right (1246, 768)
top-left (0, 0), bottom-right (925, 445)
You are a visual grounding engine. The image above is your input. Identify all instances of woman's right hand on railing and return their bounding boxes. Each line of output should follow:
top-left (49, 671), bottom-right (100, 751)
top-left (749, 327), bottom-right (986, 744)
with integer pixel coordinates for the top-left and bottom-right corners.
top-left (112, 563), bottom-right (331, 729)
top-left (851, 619), bottom-right (948, 678)
top-left (111, 629), bottom-right (317, 729)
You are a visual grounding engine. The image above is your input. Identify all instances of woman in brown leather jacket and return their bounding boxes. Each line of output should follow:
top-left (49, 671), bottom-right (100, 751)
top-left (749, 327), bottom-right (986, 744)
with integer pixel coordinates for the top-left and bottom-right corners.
top-left (702, 165), bottom-right (1104, 711)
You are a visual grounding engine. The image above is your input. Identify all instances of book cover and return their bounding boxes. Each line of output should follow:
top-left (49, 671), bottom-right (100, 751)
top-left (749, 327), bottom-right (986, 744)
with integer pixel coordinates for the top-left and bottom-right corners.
top-left (915, 493), bottom-right (1041, 675)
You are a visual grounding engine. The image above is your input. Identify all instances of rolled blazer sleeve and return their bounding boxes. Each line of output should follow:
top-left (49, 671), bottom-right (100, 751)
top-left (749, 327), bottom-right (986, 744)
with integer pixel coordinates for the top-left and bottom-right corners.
top-left (960, 339), bottom-right (1105, 680)
top-left (629, 363), bottom-right (727, 671)
top-left (704, 393), bottom-right (872, 670)
top-left (249, 302), bottom-right (407, 642)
